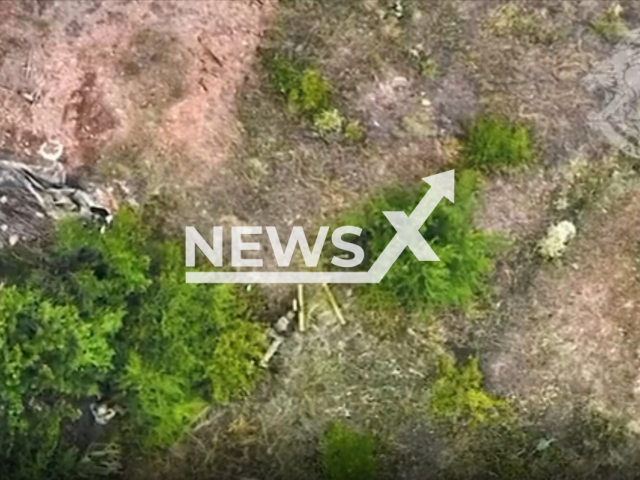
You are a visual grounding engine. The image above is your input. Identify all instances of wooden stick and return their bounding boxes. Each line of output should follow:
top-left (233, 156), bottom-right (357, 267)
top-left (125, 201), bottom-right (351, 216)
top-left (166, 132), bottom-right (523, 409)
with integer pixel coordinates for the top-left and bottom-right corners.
top-left (260, 335), bottom-right (284, 368)
top-left (322, 283), bottom-right (345, 325)
top-left (297, 284), bottom-right (305, 332)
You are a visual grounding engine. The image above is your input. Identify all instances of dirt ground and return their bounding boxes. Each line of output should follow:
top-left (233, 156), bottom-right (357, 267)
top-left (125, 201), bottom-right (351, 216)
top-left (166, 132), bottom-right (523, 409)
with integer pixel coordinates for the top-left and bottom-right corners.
top-left (487, 171), bottom-right (640, 425)
top-left (4, 0), bottom-right (640, 478)
top-left (0, 0), bottom-right (274, 181)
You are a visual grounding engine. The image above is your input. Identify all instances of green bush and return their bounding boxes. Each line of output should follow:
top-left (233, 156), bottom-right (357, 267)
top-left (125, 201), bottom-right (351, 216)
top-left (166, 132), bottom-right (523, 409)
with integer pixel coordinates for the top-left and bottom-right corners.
top-left (428, 357), bottom-right (507, 427)
top-left (264, 52), bottom-right (367, 140)
top-left (314, 108), bottom-right (344, 135)
top-left (0, 207), bottom-right (266, 478)
top-left (0, 286), bottom-right (116, 479)
top-left (339, 170), bottom-right (497, 313)
top-left (266, 53), bottom-right (331, 117)
top-left (321, 422), bottom-right (378, 480)
top-left (462, 115), bottom-right (534, 172)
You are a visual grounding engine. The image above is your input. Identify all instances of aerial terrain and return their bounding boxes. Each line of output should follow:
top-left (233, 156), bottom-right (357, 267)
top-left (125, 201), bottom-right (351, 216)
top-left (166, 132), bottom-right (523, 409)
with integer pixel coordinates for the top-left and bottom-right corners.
top-left (2, 1), bottom-right (640, 479)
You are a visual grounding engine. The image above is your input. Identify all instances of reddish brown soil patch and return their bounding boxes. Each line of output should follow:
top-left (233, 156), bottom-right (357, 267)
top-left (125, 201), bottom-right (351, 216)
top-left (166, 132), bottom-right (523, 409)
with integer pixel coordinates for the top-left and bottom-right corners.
top-left (63, 71), bottom-right (117, 164)
top-left (0, 0), bottom-right (275, 180)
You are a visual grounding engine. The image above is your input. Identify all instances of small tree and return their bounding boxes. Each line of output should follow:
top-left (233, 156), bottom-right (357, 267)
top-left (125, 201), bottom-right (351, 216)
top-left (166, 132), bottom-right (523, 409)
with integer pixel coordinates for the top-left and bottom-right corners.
top-left (0, 206), bottom-right (266, 478)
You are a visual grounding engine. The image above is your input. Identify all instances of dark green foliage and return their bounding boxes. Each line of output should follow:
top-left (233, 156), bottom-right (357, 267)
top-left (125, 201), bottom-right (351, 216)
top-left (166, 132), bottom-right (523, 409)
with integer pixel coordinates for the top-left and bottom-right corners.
top-left (0, 207), bottom-right (266, 478)
top-left (339, 170), bottom-right (497, 313)
top-left (266, 53), bottom-right (331, 117)
top-left (321, 422), bottom-right (378, 480)
top-left (0, 287), bottom-right (114, 479)
top-left (462, 115), bottom-right (534, 172)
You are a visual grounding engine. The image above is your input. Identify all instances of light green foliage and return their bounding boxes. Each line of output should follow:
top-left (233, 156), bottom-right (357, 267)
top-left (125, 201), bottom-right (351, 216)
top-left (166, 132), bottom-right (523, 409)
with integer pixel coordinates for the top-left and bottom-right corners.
top-left (340, 170), bottom-right (497, 313)
top-left (418, 54), bottom-right (439, 79)
top-left (591, 4), bottom-right (628, 43)
top-left (0, 207), bottom-right (266, 477)
top-left (344, 120), bottom-right (366, 142)
top-left (462, 115), bottom-right (534, 172)
top-left (554, 156), bottom-right (638, 217)
top-left (119, 353), bottom-right (208, 449)
top-left (53, 210), bottom-right (265, 447)
top-left (428, 357), bottom-right (507, 427)
top-left (321, 422), bottom-right (378, 480)
top-left (538, 220), bottom-right (576, 260)
top-left (294, 68), bottom-right (332, 115)
top-left (314, 108), bottom-right (344, 134)
top-left (0, 286), bottom-right (112, 479)
top-left (408, 49), bottom-right (439, 79)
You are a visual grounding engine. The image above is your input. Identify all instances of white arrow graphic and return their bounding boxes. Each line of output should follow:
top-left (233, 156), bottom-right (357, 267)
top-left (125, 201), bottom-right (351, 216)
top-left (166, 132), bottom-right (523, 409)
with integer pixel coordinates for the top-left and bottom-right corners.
top-left (186, 170), bottom-right (455, 284)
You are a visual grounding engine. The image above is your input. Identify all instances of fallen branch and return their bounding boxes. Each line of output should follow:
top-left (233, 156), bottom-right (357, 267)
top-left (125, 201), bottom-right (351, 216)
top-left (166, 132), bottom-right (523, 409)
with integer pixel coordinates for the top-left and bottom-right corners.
top-left (259, 333), bottom-right (284, 368)
top-left (297, 284), bottom-right (305, 332)
top-left (322, 283), bottom-right (346, 325)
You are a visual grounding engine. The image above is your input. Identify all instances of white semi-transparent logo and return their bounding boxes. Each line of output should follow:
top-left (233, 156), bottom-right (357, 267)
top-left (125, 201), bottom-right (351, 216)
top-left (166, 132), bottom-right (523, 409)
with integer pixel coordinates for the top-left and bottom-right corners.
top-left (185, 170), bottom-right (454, 284)
top-left (586, 29), bottom-right (640, 158)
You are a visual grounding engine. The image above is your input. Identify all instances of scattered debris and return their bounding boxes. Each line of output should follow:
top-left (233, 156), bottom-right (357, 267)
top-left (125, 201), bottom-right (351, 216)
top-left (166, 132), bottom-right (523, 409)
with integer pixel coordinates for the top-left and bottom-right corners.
top-left (260, 331), bottom-right (285, 369)
top-left (197, 35), bottom-right (224, 69)
top-left (261, 284), bottom-right (349, 368)
top-left (0, 142), bottom-right (112, 248)
top-left (90, 402), bottom-right (117, 425)
top-left (275, 311), bottom-right (295, 334)
top-left (297, 284), bottom-right (305, 332)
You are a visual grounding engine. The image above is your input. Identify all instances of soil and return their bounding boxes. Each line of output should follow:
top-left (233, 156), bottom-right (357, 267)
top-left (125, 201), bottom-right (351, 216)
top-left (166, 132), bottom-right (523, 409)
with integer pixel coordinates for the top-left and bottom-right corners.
top-left (0, 0), bottom-right (275, 175)
top-left (487, 182), bottom-right (640, 426)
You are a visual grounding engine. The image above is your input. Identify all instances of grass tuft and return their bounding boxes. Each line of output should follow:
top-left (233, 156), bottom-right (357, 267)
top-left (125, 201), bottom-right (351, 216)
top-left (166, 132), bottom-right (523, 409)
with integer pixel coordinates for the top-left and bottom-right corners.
top-left (591, 4), bottom-right (628, 43)
top-left (462, 115), bottom-right (534, 172)
top-left (266, 53), bottom-right (332, 117)
top-left (337, 170), bottom-right (498, 314)
top-left (321, 422), bottom-right (378, 480)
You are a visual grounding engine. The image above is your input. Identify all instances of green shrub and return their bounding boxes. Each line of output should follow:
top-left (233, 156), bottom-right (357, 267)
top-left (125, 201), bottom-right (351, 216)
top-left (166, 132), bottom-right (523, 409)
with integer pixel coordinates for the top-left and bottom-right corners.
top-left (428, 356), bottom-right (507, 427)
top-left (344, 120), bottom-right (366, 142)
top-left (0, 207), bottom-right (266, 477)
top-left (339, 170), bottom-right (497, 313)
top-left (0, 286), bottom-right (117, 479)
top-left (314, 108), bottom-right (344, 135)
top-left (321, 422), bottom-right (378, 480)
top-left (462, 115), bottom-right (534, 172)
top-left (266, 53), bottom-right (331, 117)
top-left (265, 52), bottom-right (367, 140)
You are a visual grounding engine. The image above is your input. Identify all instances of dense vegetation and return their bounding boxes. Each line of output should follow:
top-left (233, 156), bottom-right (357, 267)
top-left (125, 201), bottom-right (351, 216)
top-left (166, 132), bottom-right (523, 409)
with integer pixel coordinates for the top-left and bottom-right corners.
top-left (338, 169), bottom-right (498, 314)
top-left (0, 207), bottom-right (265, 479)
top-left (463, 115), bottom-right (534, 172)
top-left (428, 356), bottom-right (507, 427)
